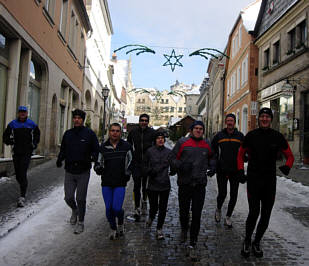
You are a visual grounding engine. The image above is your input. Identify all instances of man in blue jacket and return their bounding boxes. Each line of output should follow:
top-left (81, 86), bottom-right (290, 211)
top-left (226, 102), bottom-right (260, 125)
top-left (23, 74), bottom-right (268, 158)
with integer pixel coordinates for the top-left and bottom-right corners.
top-left (57, 109), bottom-right (99, 234)
top-left (3, 106), bottom-right (40, 207)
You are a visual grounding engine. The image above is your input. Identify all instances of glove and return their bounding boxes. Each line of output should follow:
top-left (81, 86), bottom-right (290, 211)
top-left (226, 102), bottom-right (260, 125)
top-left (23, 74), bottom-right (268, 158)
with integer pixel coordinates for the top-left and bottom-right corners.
top-left (206, 169), bottom-right (216, 177)
top-left (237, 169), bottom-right (247, 184)
top-left (94, 162), bottom-right (104, 175)
top-left (279, 165), bottom-right (290, 175)
top-left (56, 158), bottom-right (62, 168)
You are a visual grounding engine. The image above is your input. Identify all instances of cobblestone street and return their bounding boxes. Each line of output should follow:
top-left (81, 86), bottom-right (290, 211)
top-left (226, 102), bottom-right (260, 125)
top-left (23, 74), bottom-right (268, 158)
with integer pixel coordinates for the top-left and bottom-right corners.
top-left (1, 160), bottom-right (308, 265)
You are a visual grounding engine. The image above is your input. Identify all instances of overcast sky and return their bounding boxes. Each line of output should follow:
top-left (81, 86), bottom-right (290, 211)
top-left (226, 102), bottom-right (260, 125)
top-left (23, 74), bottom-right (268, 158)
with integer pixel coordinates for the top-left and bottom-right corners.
top-left (108, 0), bottom-right (257, 90)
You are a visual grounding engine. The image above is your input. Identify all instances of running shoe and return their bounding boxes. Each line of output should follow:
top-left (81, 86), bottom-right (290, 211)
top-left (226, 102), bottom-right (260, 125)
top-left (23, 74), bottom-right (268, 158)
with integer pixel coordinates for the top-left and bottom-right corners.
top-left (109, 229), bottom-right (118, 240)
top-left (70, 209), bottom-right (78, 225)
top-left (145, 218), bottom-right (153, 228)
top-left (134, 207), bottom-right (141, 222)
top-left (156, 229), bottom-right (165, 240)
top-left (252, 241), bottom-right (263, 258)
top-left (117, 224), bottom-right (125, 237)
top-left (215, 208), bottom-right (221, 223)
top-left (74, 222), bottom-right (84, 234)
top-left (17, 197), bottom-right (26, 208)
top-left (241, 239), bottom-right (251, 258)
top-left (224, 216), bottom-right (233, 228)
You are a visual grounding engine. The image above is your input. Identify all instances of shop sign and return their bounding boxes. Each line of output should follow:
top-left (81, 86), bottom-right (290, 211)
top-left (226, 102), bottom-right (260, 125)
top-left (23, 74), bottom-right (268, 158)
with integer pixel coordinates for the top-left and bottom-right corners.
top-left (261, 81), bottom-right (285, 99)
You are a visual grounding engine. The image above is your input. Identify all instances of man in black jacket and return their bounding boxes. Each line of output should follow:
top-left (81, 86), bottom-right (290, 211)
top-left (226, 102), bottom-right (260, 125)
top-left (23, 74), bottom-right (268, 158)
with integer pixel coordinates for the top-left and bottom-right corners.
top-left (94, 123), bottom-right (133, 240)
top-left (3, 106), bottom-right (40, 207)
top-left (211, 113), bottom-right (244, 228)
top-left (57, 109), bottom-right (99, 234)
top-left (127, 113), bottom-right (156, 221)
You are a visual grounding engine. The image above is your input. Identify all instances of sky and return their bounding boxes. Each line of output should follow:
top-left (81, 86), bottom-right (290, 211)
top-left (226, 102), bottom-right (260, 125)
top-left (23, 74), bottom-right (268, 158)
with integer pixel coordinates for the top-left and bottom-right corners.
top-left (108, 0), bottom-right (258, 91)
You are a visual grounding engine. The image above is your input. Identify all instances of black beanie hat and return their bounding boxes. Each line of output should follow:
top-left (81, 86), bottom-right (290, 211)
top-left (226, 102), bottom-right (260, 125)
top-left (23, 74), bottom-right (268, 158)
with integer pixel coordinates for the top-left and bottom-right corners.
top-left (225, 113), bottom-right (236, 121)
top-left (155, 130), bottom-right (166, 140)
top-left (258, 107), bottom-right (273, 120)
top-left (190, 120), bottom-right (205, 131)
top-left (72, 109), bottom-right (86, 121)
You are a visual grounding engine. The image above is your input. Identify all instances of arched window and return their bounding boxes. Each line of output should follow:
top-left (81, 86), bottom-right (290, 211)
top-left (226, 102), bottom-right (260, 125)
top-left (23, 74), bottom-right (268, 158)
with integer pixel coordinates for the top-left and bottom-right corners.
top-left (28, 60), bottom-right (42, 124)
top-left (242, 105), bottom-right (248, 135)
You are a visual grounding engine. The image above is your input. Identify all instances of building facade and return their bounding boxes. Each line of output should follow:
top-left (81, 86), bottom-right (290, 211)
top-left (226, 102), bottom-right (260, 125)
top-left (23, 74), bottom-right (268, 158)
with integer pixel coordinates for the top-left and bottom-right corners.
top-left (0, 0), bottom-right (91, 160)
top-left (254, 0), bottom-right (309, 163)
top-left (224, 0), bottom-right (260, 135)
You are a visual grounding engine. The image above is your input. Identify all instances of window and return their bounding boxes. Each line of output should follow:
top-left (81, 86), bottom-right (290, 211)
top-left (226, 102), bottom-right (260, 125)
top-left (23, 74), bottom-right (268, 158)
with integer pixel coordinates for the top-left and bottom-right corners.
top-left (288, 28), bottom-right (296, 52)
top-left (241, 106), bottom-right (248, 135)
top-left (242, 55), bottom-right (248, 85)
top-left (299, 20), bottom-right (307, 46)
top-left (165, 99), bottom-right (169, 104)
top-left (79, 32), bottom-right (85, 65)
top-left (170, 107), bottom-right (174, 112)
top-left (273, 41), bottom-right (280, 64)
top-left (69, 11), bottom-right (76, 51)
top-left (0, 33), bottom-right (9, 59)
top-left (179, 107), bottom-right (182, 112)
top-left (60, 0), bottom-right (68, 38)
top-left (161, 99), bottom-right (164, 104)
top-left (239, 25), bottom-right (242, 48)
top-left (142, 99), bottom-right (145, 103)
top-left (44, 0), bottom-right (55, 18)
top-left (184, 107), bottom-right (186, 113)
top-left (28, 60), bottom-right (42, 124)
top-left (227, 79), bottom-right (230, 98)
top-left (237, 66), bottom-right (241, 91)
top-left (59, 105), bottom-right (65, 143)
top-left (263, 48), bottom-right (270, 69)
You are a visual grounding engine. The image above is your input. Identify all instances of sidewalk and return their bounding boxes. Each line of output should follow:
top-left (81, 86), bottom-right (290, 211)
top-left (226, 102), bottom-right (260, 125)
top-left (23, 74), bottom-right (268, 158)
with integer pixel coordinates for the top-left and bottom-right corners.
top-left (277, 162), bottom-right (309, 186)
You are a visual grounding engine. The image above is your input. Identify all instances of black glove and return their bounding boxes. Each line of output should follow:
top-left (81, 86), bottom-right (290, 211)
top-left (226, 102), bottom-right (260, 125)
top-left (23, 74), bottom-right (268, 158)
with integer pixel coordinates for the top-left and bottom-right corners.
top-left (94, 162), bottom-right (104, 175)
top-left (279, 165), bottom-right (290, 175)
top-left (237, 169), bottom-right (247, 184)
top-left (180, 162), bottom-right (193, 173)
top-left (56, 158), bottom-right (62, 168)
top-left (206, 169), bottom-right (216, 177)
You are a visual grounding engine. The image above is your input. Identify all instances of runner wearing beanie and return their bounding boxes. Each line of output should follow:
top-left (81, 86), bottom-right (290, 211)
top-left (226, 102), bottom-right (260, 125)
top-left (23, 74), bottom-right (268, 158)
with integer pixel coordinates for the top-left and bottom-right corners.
top-left (169, 120), bottom-right (215, 261)
top-left (144, 130), bottom-right (172, 240)
top-left (237, 107), bottom-right (294, 258)
top-left (211, 113), bottom-right (244, 228)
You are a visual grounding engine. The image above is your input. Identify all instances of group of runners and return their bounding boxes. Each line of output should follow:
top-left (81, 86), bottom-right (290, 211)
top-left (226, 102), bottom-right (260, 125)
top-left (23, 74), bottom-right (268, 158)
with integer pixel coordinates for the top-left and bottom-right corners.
top-left (3, 106), bottom-right (294, 260)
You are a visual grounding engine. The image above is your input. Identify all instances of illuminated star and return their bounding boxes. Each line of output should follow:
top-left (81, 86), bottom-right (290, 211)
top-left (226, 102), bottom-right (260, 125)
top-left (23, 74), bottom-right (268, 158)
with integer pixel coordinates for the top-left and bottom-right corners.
top-left (163, 49), bottom-right (183, 72)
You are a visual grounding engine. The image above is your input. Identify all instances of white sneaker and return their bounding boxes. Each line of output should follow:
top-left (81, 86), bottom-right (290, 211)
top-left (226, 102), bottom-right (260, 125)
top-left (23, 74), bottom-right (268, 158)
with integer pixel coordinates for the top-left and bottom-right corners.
top-left (215, 208), bottom-right (221, 223)
top-left (117, 224), bottom-right (125, 237)
top-left (17, 197), bottom-right (26, 207)
top-left (74, 222), bottom-right (84, 234)
top-left (109, 229), bottom-right (118, 240)
top-left (224, 216), bottom-right (233, 228)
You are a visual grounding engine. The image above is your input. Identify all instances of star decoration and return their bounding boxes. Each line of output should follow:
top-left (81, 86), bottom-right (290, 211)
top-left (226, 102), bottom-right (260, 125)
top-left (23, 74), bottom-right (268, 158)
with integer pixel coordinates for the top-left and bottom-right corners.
top-left (163, 49), bottom-right (183, 72)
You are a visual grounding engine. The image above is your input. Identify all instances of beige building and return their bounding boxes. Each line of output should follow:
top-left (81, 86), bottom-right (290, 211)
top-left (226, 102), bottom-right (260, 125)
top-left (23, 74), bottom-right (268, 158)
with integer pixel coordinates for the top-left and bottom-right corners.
top-left (254, 0), bottom-right (309, 163)
top-left (133, 81), bottom-right (198, 127)
top-left (0, 0), bottom-right (91, 164)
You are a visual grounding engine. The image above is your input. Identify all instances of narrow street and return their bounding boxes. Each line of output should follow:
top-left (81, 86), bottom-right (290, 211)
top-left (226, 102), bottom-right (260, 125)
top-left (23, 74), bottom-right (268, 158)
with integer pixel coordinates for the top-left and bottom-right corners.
top-left (0, 160), bottom-right (308, 265)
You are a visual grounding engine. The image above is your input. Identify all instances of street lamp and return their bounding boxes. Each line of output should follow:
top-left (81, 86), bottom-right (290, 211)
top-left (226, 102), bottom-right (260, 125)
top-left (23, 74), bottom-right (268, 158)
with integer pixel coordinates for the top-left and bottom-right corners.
top-left (101, 85), bottom-right (110, 141)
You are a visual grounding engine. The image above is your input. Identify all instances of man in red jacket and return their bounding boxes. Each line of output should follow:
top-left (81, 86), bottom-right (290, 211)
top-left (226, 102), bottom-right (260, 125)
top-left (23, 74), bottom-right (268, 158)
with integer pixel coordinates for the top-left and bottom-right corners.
top-left (238, 107), bottom-right (294, 258)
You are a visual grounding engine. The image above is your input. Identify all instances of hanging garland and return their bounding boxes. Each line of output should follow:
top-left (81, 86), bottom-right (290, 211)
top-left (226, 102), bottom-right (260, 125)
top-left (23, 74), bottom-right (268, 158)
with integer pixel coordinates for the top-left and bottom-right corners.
top-left (114, 44), bottom-right (228, 72)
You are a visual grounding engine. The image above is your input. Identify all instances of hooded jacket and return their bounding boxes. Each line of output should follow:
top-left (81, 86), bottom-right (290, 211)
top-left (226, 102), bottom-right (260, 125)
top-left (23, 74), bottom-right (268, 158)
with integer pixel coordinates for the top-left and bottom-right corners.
top-left (169, 136), bottom-right (215, 186)
top-left (144, 145), bottom-right (171, 191)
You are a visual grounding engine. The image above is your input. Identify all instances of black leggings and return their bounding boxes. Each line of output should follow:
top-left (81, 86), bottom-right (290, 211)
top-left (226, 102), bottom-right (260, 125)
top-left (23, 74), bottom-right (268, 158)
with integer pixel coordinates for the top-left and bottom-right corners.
top-left (216, 172), bottom-right (239, 217)
top-left (13, 154), bottom-right (32, 197)
top-left (132, 166), bottom-right (148, 208)
top-left (147, 189), bottom-right (170, 229)
top-left (245, 180), bottom-right (276, 243)
top-left (178, 184), bottom-right (206, 245)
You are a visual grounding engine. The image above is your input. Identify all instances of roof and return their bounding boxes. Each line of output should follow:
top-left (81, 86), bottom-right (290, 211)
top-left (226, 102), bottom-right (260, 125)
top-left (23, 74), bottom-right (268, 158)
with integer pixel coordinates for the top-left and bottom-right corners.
top-left (241, 0), bottom-right (262, 32)
top-left (168, 115), bottom-right (195, 127)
